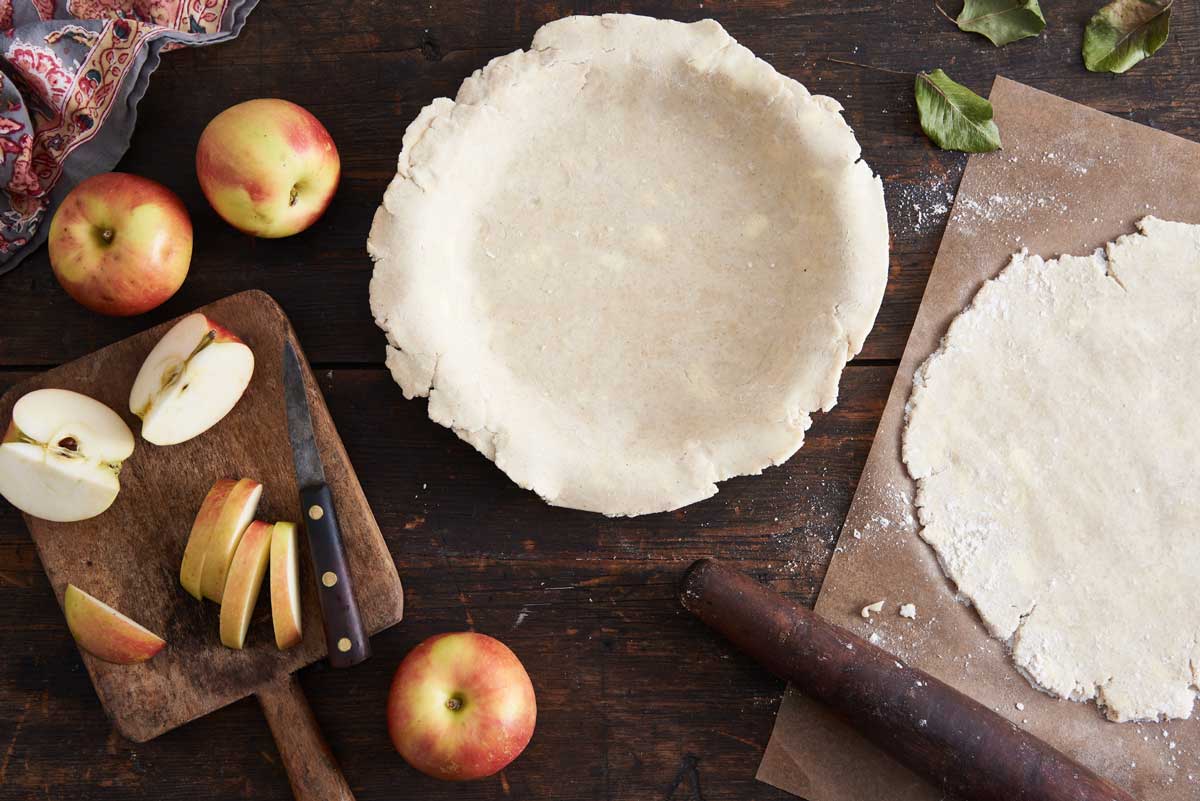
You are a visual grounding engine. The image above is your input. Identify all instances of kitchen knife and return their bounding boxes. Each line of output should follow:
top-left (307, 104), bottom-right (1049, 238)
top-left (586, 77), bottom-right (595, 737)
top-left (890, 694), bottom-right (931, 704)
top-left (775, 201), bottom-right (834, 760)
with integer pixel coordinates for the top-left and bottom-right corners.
top-left (681, 558), bottom-right (1138, 801)
top-left (283, 341), bottom-right (370, 668)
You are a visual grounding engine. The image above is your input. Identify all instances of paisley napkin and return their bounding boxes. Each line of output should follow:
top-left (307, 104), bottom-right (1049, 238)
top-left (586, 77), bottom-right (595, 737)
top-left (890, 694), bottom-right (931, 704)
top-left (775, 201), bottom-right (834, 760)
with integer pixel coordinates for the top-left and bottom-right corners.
top-left (0, 0), bottom-right (256, 273)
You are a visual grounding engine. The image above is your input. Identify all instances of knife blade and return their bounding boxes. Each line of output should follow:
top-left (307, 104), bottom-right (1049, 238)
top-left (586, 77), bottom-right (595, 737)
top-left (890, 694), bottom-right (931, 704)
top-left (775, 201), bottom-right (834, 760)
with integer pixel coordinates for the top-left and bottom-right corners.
top-left (283, 341), bottom-right (370, 668)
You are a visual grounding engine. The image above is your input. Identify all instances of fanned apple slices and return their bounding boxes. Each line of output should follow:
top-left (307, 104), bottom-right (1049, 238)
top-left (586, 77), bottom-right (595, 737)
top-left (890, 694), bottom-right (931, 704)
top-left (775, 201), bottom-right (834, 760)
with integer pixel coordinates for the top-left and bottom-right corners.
top-left (130, 313), bottom-right (254, 446)
top-left (182, 479), bottom-right (303, 650)
top-left (0, 389), bottom-right (134, 522)
top-left (180, 477), bottom-right (262, 602)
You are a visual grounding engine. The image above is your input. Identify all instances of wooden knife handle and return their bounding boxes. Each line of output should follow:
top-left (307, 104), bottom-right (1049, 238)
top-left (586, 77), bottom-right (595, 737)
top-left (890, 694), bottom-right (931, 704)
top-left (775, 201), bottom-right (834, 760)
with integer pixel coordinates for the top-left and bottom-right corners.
top-left (680, 558), bottom-right (1138, 801)
top-left (257, 674), bottom-right (354, 801)
top-left (301, 483), bottom-right (370, 668)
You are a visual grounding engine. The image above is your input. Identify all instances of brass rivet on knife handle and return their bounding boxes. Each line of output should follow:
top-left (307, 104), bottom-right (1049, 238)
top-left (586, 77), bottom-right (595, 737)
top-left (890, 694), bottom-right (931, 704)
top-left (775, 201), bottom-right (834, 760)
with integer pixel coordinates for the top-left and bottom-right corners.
top-left (680, 558), bottom-right (1140, 801)
top-left (322, 571), bottom-right (338, 587)
top-left (308, 505), bottom-right (324, 520)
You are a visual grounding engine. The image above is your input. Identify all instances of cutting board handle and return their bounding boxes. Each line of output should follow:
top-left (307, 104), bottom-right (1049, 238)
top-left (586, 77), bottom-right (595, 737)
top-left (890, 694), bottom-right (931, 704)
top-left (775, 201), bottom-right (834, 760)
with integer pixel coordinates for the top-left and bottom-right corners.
top-left (257, 674), bottom-right (355, 801)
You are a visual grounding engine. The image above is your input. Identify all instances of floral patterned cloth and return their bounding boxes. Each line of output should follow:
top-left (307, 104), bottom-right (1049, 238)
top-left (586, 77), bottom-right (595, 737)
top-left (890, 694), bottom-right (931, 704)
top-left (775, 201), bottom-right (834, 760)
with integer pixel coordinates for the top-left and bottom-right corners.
top-left (0, 0), bottom-right (255, 273)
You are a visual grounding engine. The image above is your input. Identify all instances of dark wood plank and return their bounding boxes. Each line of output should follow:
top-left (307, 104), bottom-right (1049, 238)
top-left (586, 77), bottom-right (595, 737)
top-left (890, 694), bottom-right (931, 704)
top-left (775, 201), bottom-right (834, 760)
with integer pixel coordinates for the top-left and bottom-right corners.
top-left (2, 0), bottom-right (1197, 798)
top-left (0, 0), bottom-right (1194, 368)
top-left (0, 362), bottom-right (892, 800)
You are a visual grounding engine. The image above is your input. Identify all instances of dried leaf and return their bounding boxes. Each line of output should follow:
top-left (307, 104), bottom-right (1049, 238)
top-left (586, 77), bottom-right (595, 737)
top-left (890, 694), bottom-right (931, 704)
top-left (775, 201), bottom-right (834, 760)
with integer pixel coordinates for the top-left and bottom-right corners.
top-left (955, 0), bottom-right (1046, 47)
top-left (915, 70), bottom-right (1002, 153)
top-left (1083, 0), bottom-right (1172, 73)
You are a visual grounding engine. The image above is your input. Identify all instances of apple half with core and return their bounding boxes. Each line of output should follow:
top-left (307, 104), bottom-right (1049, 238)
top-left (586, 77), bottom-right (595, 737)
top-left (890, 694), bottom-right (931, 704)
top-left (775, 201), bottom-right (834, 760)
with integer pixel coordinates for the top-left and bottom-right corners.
top-left (270, 521), bottom-right (303, 650)
top-left (48, 172), bottom-right (192, 316)
top-left (130, 313), bottom-right (254, 446)
top-left (388, 632), bottom-right (537, 781)
top-left (179, 477), bottom-right (262, 601)
top-left (196, 98), bottom-right (340, 238)
top-left (219, 519), bottom-right (273, 649)
top-left (64, 584), bottom-right (165, 664)
top-left (0, 389), bottom-right (134, 522)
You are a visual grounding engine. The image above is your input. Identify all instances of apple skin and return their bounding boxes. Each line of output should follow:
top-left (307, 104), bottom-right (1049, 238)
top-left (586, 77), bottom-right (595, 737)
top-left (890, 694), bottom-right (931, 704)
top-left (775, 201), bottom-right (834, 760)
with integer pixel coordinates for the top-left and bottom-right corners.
top-left (388, 632), bottom-right (536, 781)
top-left (179, 478), bottom-right (236, 599)
top-left (48, 172), bottom-right (192, 316)
top-left (198, 477), bottom-right (263, 603)
top-left (196, 98), bottom-right (339, 238)
top-left (218, 519), bottom-right (273, 649)
top-left (269, 521), bottom-right (303, 650)
top-left (64, 584), bottom-right (165, 664)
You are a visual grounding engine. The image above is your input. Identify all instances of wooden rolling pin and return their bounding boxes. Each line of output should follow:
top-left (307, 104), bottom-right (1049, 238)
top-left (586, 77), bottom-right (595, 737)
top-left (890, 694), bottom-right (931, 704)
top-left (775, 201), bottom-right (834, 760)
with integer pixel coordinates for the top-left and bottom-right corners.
top-left (680, 558), bottom-right (1138, 801)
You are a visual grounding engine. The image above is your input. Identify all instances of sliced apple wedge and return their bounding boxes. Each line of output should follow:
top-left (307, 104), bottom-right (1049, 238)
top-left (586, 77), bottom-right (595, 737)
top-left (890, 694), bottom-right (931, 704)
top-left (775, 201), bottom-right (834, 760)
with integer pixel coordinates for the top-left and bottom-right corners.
top-left (180, 478), bottom-right (236, 599)
top-left (197, 477), bottom-right (263, 602)
top-left (0, 389), bottom-right (134, 522)
top-left (64, 584), bottom-right (165, 664)
top-left (219, 520), bottom-right (273, 649)
top-left (270, 521), bottom-right (303, 650)
top-left (129, 313), bottom-right (254, 446)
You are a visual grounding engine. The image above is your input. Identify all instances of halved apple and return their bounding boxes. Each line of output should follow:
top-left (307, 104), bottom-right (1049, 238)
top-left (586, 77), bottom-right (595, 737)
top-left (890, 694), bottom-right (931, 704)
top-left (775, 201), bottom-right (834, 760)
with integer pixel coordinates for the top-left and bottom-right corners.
top-left (219, 520), bottom-right (273, 649)
top-left (197, 477), bottom-right (263, 602)
top-left (180, 478), bottom-right (236, 599)
top-left (64, 584), bottom-right (165, 664)
top-left (270, 521), bottom-right (302, 650)
top-left (129, 313), bottom-right (254, 446)
top-left (0, 389), bottom-right (134, 522)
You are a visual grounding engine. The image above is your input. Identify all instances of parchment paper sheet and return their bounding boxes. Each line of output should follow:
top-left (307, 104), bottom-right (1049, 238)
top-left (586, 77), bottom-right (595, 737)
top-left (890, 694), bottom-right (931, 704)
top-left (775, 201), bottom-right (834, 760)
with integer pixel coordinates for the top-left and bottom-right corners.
top-left (758, 76), bottom-right (1200, 801)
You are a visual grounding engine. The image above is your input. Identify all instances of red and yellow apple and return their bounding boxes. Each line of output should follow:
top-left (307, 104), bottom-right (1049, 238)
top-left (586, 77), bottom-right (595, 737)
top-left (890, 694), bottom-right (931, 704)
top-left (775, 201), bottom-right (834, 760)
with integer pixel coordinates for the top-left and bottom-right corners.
top-left (64, 584), bottom-right (165, 664)
top-left (48, 172), bottom-right (192, 316)
top-left (179, 477), bottom-right (262, 601)
top-left (219, 519), bottom-right (273, 649)
top-left (0, 388), bottom-right (134, 522)
top-left (129, 313), bottom-right (254, 446)
top-left (388, 632), bottom-right (536, 781)
top-left (270, 521), bottom-right (303, 650)
top-left (196, 99), bottom-right (339, 238)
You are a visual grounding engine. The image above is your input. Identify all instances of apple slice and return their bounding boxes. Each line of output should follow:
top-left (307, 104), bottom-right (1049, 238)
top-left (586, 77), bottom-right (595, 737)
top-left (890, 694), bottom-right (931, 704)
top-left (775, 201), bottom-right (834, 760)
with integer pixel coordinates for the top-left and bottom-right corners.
top-left (219, 520), bottom-right (273, 649)
top-left (180, 478), bottom-right (236, 599)
top-left (64, 584), bottom-right (165, 664)
top-left (0, 389), bottom-right (134, 522)
top-left (129, 313), bottom-right (254, 446)
top-left (270, 521), bottom-right (303, 650)
top-left (197, 477), bottom-right (263, 602)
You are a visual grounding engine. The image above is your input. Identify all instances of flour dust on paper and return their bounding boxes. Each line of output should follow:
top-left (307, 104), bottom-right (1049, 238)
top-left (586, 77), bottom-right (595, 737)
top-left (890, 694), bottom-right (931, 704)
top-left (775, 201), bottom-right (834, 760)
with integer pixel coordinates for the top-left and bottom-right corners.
top-left (903, 217), bottom-right (1200, 722)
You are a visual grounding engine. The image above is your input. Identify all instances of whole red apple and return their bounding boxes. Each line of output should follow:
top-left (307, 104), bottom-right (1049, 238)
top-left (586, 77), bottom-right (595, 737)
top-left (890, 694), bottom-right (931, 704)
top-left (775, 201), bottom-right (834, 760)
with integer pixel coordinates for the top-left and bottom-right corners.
top-left (48, 172), bottom-right (192, 316)
top-left (388, 632), bottom-right (536, 781)
top-left (196, 98), bottom-right (339, 238)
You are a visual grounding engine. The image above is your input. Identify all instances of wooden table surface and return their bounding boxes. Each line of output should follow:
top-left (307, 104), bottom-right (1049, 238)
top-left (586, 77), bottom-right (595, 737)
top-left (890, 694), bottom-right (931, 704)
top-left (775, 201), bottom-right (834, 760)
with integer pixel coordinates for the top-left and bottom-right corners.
top-left (0, 2), bottom-right (1195, 799)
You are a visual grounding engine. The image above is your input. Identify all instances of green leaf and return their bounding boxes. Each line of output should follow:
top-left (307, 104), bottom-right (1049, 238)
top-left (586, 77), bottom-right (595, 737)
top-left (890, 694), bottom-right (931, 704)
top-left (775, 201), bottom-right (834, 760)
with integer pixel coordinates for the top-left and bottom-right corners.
top-left (954, 0), bottom-right (1046, 47)
top-left (914, 70), bottom-right (1002, 153)
top-left (1083, 0), bottom-right (1172, 73)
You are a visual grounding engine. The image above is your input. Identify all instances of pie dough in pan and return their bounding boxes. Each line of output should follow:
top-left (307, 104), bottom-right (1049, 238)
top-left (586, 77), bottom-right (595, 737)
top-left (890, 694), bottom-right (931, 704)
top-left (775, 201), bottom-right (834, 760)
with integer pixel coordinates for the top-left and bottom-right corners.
top-left (369, 14), bottom-right (888, 516)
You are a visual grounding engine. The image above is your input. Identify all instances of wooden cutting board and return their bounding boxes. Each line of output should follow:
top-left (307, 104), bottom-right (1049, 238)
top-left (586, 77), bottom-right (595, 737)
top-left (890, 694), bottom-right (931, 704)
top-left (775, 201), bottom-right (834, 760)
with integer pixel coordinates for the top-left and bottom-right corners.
top-left (0, 290), bottom-right (403, 800)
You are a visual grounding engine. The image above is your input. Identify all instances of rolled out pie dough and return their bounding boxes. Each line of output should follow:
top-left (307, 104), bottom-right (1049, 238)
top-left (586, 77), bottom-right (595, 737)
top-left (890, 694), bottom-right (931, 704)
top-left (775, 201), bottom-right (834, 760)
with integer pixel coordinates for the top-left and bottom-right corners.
top-left (903, 217), bottom-right (1200, 721)
top-left (368, 15), bottom-right (888, 516)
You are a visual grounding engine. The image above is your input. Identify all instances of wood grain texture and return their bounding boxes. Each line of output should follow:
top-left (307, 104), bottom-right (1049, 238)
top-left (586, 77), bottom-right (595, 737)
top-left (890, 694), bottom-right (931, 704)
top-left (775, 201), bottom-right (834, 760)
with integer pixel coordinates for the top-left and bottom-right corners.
top-left (258, 675), bottom-right (355, 801)
top-left (0, 291), bottom-right (403, 742)
top-left (0, 0), bottom-right (1195, 798)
